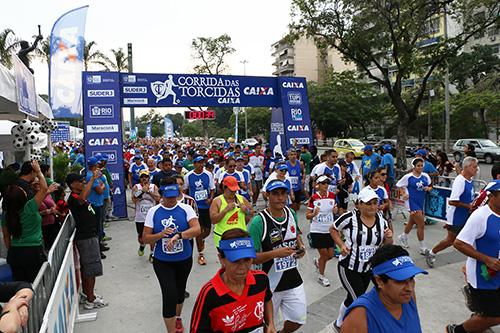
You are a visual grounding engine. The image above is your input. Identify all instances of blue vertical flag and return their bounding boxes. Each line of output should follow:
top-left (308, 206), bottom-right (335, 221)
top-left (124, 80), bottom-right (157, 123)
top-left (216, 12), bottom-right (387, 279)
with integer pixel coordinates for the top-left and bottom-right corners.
top-left (146, 122), bottom-right (152, 139)
top-left (164, 116), bottom-right (174, 139)
top-left (49, 5), bottom-right (88, 118)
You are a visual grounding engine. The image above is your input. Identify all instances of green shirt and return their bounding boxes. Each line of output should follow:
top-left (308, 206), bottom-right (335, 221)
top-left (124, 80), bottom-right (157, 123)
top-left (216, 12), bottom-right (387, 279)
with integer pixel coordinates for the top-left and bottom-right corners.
top-left (248, 209), bottom-right (299, 252)
top-left (102, 167), bottom-right (113, 187)
top-left (11, 198), bottom-right (43, 247)
top-left (45, 176), bottom-right (54, 186)
top-left (183, 159), bottom-right (194, 171)
top-left (300, 151), bottom-right (312, 175)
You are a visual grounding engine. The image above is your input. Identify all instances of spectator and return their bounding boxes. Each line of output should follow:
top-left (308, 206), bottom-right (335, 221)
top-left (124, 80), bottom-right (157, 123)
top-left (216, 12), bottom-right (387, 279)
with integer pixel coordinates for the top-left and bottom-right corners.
top-left (436, 151), bottom-right (454, 187)
top-left (0, 281), bottom-right (33, 333)
top-left (31, 178), bottom-right (59, 251)
top-left (16, 162), bottom-right (36, 200)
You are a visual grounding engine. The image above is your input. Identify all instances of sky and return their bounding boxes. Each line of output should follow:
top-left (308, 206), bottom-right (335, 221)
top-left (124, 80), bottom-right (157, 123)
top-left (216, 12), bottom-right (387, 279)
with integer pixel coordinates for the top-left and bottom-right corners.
top-left (2, 0), bottom-right (293, 119)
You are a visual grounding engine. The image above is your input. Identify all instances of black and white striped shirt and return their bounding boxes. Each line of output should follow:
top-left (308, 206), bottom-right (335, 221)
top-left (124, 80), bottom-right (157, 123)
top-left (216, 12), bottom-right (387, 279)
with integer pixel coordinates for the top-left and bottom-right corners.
top-left (333, 210), bottom-right (387, 273)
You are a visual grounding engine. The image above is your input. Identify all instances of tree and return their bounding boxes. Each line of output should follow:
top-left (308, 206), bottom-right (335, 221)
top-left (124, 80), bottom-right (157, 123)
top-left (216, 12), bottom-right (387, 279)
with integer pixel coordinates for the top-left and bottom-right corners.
top-left (307, 69), bottom-right (387, 138)
top-left (34, 36), bottom-right (50, 67)
top-left (105, 47), bottom-right (128, 72)
top-left (291, 0), bottom-right (499, 168)
top-left (191, 34), bottom-right (236, 137)
top-left (229, 107), bottom-right (273, 139)
top-left (0, 28), bottom-right (16, 68)
top-left (191, 34), bottom-right (235, 75)
top-left (83, 41), bottom-right (109, 71)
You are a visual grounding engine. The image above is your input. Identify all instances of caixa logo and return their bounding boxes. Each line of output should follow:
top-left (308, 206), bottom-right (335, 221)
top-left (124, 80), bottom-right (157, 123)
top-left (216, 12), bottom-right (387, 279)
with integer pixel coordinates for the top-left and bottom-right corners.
top-left (287, 92), bottom-right (302, 105)
top-left (291, 108), bottom-right (303, 121)
top-left (88, 138), bottom-right (119, 146)
top-left (243, 87), bottom-right (274, 96)
top-left (90, 105), bottom-right (114, 118)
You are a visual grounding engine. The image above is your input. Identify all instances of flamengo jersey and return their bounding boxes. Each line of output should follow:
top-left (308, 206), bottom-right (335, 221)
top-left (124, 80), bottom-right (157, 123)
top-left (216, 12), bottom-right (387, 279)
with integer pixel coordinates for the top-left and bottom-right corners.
top-left (307, 191), bottom-right (336, 234)
top-left (184, 169), bottom-right (215, 210)
top-left (446, 174), bottom-right (475, 226)
top-left (144, 203), bottom-right (197, 262)
top-left (190, 269), bottom-right (272, 333)
top-left (286, 160), bottom-right (302, 191)
top-left (456, 205), bottom-right (500, 290)
top-left (257, 207), bottom-right (302, 292)
top-left (334, 210), bottom-right (388, 273)
top-left (395, 172), bottom-right (431, 211)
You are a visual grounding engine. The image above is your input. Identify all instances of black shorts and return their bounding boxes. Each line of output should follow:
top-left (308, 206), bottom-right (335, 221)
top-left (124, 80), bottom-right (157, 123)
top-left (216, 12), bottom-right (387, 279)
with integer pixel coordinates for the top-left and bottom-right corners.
top-left (469, 284), bottom-right (500, 317)
top-left (292, 190), bottom-right (303, 204)
top-left (337, 191), bottom-right (349, 210)
top-left (310, 232), bottom-right (335, 249)
top-left (198, 208), bottom-right (211, 229)
top-left (445, 224), bottom-right (464, 235)
top-left (136, 222), bottom-right (145, 236)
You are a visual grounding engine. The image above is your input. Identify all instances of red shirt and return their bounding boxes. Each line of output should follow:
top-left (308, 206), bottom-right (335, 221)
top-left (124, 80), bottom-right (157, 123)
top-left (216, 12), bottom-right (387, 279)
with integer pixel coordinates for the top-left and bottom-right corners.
top-left (190, 269), bottom-right (272, 333)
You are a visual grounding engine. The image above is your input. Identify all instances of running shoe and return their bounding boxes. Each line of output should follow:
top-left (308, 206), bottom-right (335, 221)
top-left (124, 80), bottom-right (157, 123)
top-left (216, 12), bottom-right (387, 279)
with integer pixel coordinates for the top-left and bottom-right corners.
top-left (138, 246), bottom-right (145, 257)
top-left (103, 236), bottom-right (112, 241)
top-left (313, 258), bottom-right (319, 273)
top-left (100, 252), bottom-right (106, 259)
top-left (425, 251), bottom-right (436, 268)
top-left (149, 253), bottom-right (153, 263)
top-left (332, 321), bottom-right (341, 333)
top-left (100, 244), bottom-right (110, 252)
top-left (84, 296), bottom-right (109, 310)
top-left (317, 275), bottom-right (330, 287)
top-left (198, 254), bottom-right (207, 266)
top-left (175, 317), bottom-right (184, 333)
top-left (397, 234), bottom-right (409, 248)
top-left (419, 248), bottom-right (429, 256)
top-left (445, 324), bottom-right (458, 333)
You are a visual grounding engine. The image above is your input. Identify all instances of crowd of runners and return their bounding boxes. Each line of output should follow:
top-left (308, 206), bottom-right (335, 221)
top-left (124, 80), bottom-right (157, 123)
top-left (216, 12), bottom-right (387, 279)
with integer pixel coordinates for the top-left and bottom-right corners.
top-left (1, 138), bottom-right (498, 333)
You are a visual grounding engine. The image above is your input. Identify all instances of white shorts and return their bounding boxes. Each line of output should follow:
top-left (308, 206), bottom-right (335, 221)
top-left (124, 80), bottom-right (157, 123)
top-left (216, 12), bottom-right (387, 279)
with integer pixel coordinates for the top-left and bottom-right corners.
top-left (272, 284), bottom-right (307, 325)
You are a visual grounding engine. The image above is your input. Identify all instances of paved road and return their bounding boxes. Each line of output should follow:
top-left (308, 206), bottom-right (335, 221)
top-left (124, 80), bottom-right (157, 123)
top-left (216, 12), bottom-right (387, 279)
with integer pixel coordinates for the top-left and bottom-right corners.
top-left (74, 191), bottom-right (499, 333)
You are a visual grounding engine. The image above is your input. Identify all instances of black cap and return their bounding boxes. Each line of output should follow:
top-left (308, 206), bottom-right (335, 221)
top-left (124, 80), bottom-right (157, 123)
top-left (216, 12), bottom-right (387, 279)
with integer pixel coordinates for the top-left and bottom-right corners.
top-left (19, 161), bottom-right (34, 176)
top-left (66, 173), bottom-right (84, 188)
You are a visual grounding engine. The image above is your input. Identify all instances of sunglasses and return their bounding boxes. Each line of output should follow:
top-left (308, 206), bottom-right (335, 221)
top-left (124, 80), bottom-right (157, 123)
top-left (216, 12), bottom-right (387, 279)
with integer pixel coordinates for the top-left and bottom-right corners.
top-left (380, 173), bottom-right (387, 176)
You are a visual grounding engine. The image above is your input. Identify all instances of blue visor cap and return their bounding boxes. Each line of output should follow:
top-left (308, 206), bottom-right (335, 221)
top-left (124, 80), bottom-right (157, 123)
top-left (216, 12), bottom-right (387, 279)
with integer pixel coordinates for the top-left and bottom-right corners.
top-left (277, 164), bottom-right (288, 171)
top-left (193, 155), bottom-right (205, 163)
top-left (87, 157), bottom-right (98, 166)
top-left (485, 179), bottom-right (500, 192)
top-left (218, 237), bottom-right (256, 262)
top-left (363, 145), bottom-right (373, 151)
top-left (383, 144), bottom-right (393, 151)
top-left (265, 179), bottom-right (290, 193)
top-left (372, 256), bottom-right (428, 281)
top-left (160, 184), bottom-right (180, 198)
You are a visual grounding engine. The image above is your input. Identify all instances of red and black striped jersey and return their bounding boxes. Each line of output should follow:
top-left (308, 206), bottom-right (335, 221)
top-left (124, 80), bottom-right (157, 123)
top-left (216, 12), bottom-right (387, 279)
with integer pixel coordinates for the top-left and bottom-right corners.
top-left (190, 269), bottom-right (272, 333)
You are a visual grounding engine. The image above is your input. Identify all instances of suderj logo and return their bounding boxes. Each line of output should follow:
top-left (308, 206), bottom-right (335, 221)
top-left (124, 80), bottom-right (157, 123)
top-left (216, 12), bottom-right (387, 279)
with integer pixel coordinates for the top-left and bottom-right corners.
top-left (90, 104), bottom-right (114, 118)
top-left (123, 86), bottom-right (147, 94)
top-left (287, 92), bottom-right (302, 105)
top-left (88, 90), bottom-right (115, 97)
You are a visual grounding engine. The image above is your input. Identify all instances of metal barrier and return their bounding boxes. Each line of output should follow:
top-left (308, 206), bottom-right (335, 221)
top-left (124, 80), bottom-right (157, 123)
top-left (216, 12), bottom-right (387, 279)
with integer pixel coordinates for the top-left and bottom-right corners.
top-left (22, 214), bottom-right (76, 333)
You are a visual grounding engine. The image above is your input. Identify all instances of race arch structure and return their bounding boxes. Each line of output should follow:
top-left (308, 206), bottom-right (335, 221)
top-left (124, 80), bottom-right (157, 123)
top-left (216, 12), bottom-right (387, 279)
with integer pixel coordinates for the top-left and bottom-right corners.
top-left (82, 71), bottom-right (313, 218)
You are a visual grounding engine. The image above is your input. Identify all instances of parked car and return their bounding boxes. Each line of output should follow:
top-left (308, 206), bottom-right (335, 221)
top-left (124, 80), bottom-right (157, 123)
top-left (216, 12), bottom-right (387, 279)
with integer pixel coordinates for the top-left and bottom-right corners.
top-left (333, 139), bottom-right (366, 158)
top-left (213, 138), bottom-right (226, 146)
top-left (374, 139), bottom-right (415, 157)
top-left (452, 138), bottom-right (500, 164)
top-left (242, 138), bottom-right (259, 147)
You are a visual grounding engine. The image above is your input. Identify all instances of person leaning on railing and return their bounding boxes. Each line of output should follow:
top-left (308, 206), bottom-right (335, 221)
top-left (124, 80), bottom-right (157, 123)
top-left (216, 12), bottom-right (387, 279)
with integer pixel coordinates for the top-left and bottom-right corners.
top-left (0, 281), bottom-right (33, 333)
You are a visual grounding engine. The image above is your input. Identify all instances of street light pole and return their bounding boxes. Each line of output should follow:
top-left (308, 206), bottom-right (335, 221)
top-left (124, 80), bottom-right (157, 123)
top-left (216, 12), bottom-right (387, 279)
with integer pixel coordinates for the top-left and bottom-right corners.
top-left (428, 89), bottom-right (434, 142)
top-left (241, 60), bottom-right (249, 140)
top-left (127, 43), bottom-right (134, 139)
top-left (443, 9), bottom-right (451, 153)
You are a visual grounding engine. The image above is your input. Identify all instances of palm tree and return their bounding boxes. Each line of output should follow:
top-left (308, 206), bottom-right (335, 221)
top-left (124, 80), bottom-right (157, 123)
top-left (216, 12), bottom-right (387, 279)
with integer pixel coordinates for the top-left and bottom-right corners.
top-left (106, 47), bottom-right (128, 72)
top-left (0, 28), bottom-right (16, 68)
top-left (83, 41), bottom-right (109, 70)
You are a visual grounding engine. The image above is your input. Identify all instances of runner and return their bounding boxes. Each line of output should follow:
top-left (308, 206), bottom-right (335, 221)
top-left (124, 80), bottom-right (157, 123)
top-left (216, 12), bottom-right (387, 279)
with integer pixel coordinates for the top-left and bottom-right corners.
top-left (249, 144), bottom-right (265, 206)
top-left (380, 145), bottom-right (395, 188)
top-left (262, 162), bottom-right (294, 206)
top-left (336, 159), bottom-right (354, 216)
top-left (216, 158), bottom-right (244, 193)
top-left (426, 157), bottom-right (478, 268)
top-left (236, 156), bottom-right (253, 202)
top-left (190, 228), bottom-right (277, 333)
top-left (132, 170), bottom-right (160, 262)
top-left (448, 180), bottom-right (500, 333)
top-left (341, 245), bottom-right (427, 333)
top-left (142, 177), bottom-right (201, 333)
top-left (360, 145), bottom-right (381, 184)
top-left (306, 175), bottom-right (337, 287)
top-left (360, 170), bottom-right (390, 213)
top-left (396, 158), bottom-right (433, 255)
top-left (286, 149), bottom-right (305, 212)
top-left (210, 176), bottom-right (254, 247)
top-left (248, 179), bottom-right (307, 333)
top-left (184, 156), bottom-right (215, 265)
top-left (345, 152), bottom-right (361, 196)
top-left (310, 149), bottom-right (342, 195)
top-left (330, 190), bottom-right (393, 331)
top-left (128, 156), bottom-right (147, 189)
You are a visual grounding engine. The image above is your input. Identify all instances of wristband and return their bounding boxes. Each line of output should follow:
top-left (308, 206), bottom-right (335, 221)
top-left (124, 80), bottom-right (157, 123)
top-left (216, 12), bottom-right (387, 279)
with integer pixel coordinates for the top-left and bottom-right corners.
top-left (175, 232), bottom-right (182, 240)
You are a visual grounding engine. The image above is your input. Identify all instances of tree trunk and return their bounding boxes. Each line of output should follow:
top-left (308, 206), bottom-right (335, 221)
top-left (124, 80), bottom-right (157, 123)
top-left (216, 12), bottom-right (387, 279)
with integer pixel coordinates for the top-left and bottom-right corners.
top-left (479, 108), bottom-right (488, 138)
top-left (396, 120), bottom-right (409, 172)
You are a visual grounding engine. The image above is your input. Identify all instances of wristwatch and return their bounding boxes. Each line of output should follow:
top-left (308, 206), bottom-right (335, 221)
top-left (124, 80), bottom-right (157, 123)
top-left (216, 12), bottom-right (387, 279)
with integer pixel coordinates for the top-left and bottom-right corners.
top-left (175, 231), bottom-right (183, 240)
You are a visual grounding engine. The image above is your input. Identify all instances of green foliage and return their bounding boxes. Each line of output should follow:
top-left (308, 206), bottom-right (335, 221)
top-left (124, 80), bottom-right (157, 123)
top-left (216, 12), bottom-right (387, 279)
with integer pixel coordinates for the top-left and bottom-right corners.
top-left (0, 28), bottom-right (16, 69)
top-left (307, 69), bottom-right (387, 138)
top-left (191, 34), bottom-right (235, 75)
top-left (229, 107), bottom-right (272, 139)
top-left (53, 153), bottom-right (71, 186)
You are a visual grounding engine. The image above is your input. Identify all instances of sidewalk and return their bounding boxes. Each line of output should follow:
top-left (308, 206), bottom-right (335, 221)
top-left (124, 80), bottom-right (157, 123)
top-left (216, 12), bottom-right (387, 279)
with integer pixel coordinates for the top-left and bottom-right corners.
top-left (75, 197), bottom-right (499, 333)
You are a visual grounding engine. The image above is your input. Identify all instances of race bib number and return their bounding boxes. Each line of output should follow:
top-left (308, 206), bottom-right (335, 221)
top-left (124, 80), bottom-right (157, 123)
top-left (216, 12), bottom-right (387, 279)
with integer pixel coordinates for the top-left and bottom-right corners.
top-left (162, 238), bottom-right (183, 254)
top-left (290, 177), bottom-right (299, 185)
top-left (317, 213), bottom-right (334, 224)
top-left (359, 246), bottom-right (376, 262)
top-left (140, 203), bottom-right (153, 214)
top-left (194, 190), bottom-right (208, 201)
top-left (274, 255), bottom-right (297, 272)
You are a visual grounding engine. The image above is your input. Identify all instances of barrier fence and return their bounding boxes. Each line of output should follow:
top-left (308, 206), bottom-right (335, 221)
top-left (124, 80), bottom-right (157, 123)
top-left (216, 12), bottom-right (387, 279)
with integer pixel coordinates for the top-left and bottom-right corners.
top-left (23, 214), bottom-right (76, 333)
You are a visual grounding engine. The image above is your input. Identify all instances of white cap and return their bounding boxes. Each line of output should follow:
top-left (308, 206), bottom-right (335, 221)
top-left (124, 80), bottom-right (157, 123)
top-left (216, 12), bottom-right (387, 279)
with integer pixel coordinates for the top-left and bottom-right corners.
top-left (316, 175), bottom-right (331, 184)
top-left (358, 187), bottom-right (379, 203)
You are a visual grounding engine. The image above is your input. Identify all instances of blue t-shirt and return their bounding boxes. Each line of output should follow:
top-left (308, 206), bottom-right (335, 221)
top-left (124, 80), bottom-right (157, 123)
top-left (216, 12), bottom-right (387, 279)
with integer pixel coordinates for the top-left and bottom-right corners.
top-left (286, 160), bottom-right (302, 191)
top-left (381, 153), bottom-right (395, 179)
top-left (144, 203), bottom-right (197, 262)
top-left (423, 161), bottom-right (437, 175)
top-left (361, 153), bottom-right (381, 175)
top-left (102, 175), bottom-right (110, 199)
top-left (129, 163), bottom-right (147, 185)
top-left (86, 171), bottom-right (104, 207)
top-left (238, 169), bottom-right (252, 200)
top-left (396, 173), bottom-right (431, 211)
top-left (184, 170), bottom-right (215, 210)
top-left (446, 174), bottom-right (475, 227)
top-left (344, 287), bottom-right (422, 333)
